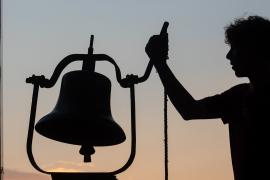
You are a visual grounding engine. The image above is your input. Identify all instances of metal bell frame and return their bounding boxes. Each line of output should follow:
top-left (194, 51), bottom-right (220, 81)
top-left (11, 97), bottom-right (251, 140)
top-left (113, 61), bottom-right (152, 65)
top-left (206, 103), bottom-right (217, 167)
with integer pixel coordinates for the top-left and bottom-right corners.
top-left (26, 35), bottom-right (155, 178)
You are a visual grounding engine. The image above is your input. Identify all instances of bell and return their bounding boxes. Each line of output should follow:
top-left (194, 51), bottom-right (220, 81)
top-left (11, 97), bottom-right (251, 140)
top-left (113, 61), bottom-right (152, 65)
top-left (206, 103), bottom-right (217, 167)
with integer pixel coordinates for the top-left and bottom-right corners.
top-left (35, 70), bottom-right (126, 157)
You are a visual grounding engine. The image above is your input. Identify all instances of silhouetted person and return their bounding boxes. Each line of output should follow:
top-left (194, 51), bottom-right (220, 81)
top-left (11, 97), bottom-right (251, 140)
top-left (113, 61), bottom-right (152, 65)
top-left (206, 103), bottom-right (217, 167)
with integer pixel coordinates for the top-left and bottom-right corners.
top-left (145, 16), bottom-right (270, 180)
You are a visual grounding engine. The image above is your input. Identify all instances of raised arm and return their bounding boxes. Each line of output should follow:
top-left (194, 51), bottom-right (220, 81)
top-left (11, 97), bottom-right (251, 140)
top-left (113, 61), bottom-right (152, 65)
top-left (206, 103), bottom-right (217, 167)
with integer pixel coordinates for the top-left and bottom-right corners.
top-left (145, 35), bottom-right (220, 120)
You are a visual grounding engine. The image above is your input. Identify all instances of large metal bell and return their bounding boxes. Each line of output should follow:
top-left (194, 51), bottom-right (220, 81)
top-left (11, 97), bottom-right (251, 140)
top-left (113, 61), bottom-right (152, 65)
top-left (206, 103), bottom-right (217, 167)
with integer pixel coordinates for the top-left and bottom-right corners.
top-left (35, 70), bottom-right (126, 147)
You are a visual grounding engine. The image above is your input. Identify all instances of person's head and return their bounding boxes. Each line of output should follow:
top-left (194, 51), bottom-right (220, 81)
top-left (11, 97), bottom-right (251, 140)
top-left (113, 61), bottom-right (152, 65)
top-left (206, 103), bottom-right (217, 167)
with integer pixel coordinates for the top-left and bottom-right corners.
top-left (225, 15), bottom-right (270, 78)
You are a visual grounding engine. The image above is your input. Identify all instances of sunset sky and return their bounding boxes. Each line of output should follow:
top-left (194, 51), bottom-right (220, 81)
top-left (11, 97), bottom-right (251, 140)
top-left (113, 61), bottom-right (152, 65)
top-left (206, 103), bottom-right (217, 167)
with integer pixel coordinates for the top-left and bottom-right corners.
top-left (3, 0), bottom-right (270, 180)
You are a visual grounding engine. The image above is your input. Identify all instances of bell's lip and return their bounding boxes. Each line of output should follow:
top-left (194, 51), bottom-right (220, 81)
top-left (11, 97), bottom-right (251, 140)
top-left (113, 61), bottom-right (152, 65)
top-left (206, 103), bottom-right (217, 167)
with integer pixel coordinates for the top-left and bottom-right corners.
top-left (35, 112), bottom-right (126, 146)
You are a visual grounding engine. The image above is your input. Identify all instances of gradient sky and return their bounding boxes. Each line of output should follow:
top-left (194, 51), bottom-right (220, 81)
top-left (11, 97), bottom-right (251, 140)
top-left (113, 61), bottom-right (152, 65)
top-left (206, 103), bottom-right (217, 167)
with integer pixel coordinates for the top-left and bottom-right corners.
top-left (3, 0), bottom-right (270, 180)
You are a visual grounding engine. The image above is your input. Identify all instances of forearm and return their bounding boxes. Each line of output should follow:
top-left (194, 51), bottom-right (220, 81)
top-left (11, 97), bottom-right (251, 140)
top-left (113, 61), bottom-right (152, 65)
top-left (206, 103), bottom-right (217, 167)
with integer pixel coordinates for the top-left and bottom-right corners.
top-left (153, 60), bottom-right (199, 119)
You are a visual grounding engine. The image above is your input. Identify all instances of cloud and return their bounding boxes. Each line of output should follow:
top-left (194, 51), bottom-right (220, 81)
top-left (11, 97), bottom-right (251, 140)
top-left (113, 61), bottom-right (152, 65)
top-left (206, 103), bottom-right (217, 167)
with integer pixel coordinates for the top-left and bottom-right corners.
top-left (43, 161), bottom-right (95, 172)
top-left (3, 161), bottom-right (96, 180)
top-left (4, 169), bottom-right (50, 180)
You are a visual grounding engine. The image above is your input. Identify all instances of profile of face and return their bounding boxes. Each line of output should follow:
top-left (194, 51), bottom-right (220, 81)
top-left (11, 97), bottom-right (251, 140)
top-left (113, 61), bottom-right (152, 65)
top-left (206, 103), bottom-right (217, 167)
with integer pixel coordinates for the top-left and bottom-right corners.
top-left (226, 45), bottom-right (255, 78)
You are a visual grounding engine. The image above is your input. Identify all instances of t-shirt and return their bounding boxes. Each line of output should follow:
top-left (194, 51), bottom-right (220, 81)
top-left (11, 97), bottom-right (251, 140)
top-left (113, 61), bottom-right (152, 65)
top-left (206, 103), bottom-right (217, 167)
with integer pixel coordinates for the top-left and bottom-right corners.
top-left (198, 83), bottom-right (270, 180)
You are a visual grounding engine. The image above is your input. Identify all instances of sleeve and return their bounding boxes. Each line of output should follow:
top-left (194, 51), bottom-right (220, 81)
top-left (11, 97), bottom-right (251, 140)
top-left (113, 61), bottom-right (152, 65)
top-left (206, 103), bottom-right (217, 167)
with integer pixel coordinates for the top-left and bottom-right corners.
top-left (197, 94), bottom-right (230, 124)
top-left (197, 84), bottom-right (249, 124)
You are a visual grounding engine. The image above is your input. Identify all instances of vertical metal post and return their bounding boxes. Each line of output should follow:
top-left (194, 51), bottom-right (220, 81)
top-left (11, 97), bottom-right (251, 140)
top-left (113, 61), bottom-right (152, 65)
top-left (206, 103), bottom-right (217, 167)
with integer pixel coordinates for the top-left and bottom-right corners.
top-left (26, 83), bottom-right (47, 174)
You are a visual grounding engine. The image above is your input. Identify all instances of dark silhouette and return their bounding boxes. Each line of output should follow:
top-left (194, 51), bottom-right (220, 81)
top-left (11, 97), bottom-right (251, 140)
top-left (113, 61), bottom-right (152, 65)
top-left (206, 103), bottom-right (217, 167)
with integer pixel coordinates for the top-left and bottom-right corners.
top-left (145, 16), bottom-right (270, 180)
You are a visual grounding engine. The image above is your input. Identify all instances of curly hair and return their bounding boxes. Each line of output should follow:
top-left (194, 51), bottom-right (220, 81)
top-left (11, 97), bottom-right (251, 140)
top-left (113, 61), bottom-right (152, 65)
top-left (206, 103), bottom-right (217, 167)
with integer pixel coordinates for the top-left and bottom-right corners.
top-left (225, 15), bottom-right (270, 58)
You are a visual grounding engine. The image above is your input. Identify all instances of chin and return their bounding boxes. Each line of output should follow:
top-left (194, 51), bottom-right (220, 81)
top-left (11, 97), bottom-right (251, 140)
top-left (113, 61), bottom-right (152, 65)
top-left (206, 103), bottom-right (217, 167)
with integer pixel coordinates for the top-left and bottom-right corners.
top-left (232, 67), bottom-right (246, 77)
top-left (234, 71), bottom-right (247, 77)
top-left (235, 73), bottom-right (244, 77)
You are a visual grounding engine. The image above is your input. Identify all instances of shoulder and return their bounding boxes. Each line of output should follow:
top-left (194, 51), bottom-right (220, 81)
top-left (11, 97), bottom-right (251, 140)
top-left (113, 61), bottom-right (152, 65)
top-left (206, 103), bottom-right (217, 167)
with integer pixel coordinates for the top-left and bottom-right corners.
top-left (226, 83), bottom-right (251, 92)
top-left (198, 83), bottom-right (250, 104)
top-left (221, 83), bottom-right (251, 98)
top-left (219, 83), bottom-right (251, 124)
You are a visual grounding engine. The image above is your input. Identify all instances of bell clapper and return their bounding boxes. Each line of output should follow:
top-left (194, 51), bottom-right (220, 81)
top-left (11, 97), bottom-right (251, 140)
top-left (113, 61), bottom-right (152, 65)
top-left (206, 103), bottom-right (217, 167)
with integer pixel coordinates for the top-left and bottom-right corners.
top-left (79, 145), bottom-right (95, 163)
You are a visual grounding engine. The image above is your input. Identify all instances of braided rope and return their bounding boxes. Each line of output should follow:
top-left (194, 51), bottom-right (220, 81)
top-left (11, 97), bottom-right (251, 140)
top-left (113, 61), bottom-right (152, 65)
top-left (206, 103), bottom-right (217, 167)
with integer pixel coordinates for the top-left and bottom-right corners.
top-left (164, 90), bottom-right (169, 180)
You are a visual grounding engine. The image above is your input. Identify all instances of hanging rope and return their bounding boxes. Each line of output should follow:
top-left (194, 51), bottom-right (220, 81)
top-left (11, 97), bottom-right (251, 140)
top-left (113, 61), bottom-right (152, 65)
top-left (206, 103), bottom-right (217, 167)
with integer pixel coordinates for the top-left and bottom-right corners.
top-left (164, 90), bottom-right (169, 180)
